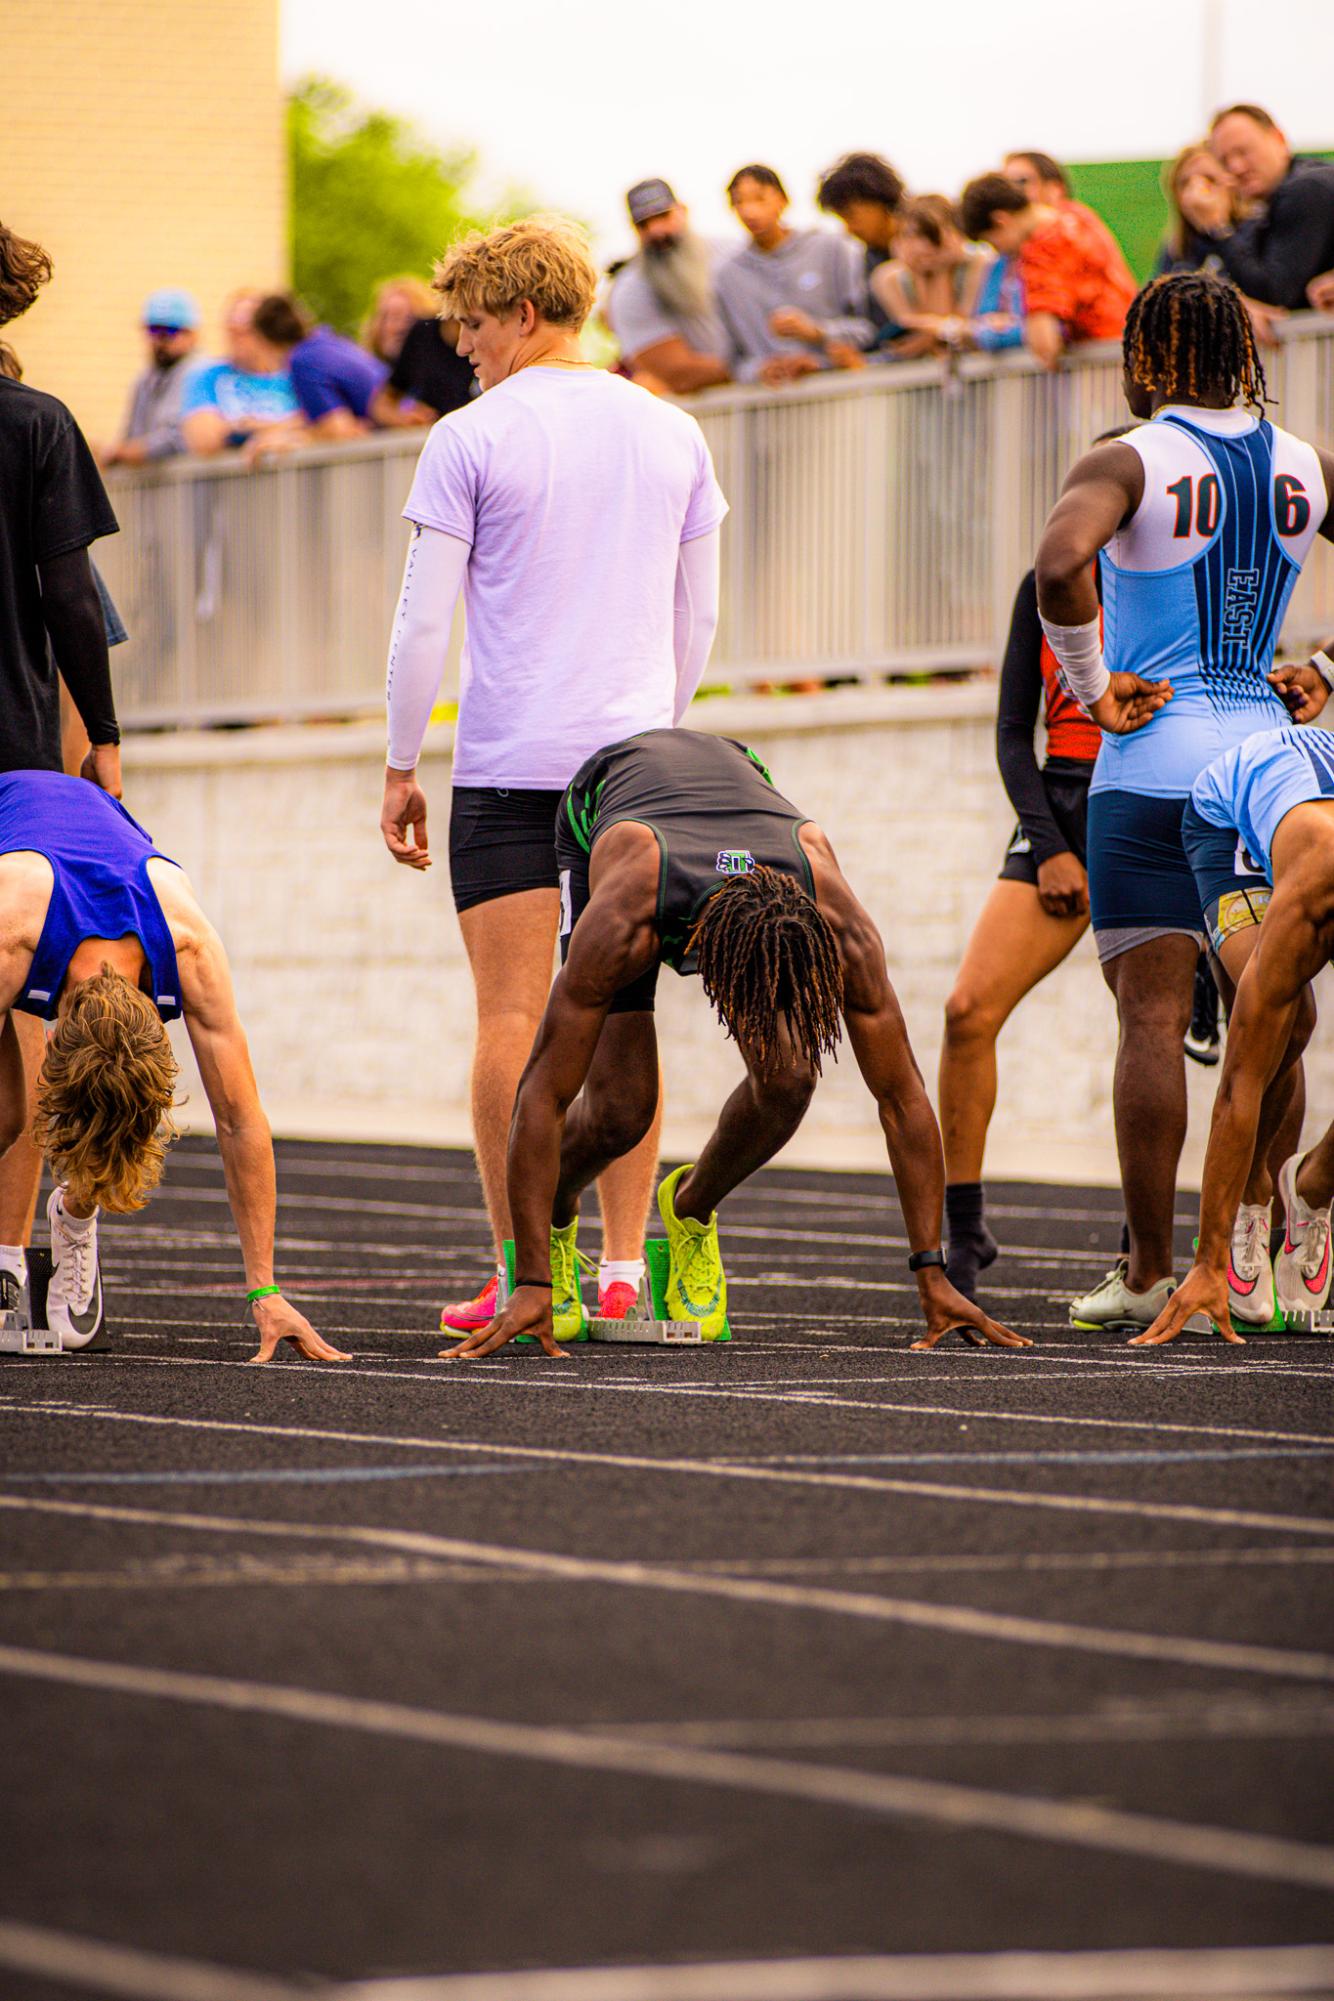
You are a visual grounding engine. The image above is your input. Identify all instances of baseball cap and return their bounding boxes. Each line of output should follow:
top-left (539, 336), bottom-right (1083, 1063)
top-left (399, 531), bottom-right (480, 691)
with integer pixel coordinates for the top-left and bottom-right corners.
top-left (626, 179), bottom-right (678, 225)
top-left (142, 288), bottom-right (199, 331)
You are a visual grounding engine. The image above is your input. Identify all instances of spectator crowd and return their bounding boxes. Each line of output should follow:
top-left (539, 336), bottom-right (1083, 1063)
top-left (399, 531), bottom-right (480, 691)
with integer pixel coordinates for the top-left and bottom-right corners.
top-left (94, 101), bottom-right (1333, 469)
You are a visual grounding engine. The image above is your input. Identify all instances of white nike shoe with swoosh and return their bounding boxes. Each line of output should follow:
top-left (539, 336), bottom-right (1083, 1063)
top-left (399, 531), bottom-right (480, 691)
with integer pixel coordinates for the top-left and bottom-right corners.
top-left (45, 1189), bottom-right (108, 1350)
top-left (1227, 1201), bottom-right (1275, 1327)
top-left (1275, 1153), bottom-right (1333, 1321)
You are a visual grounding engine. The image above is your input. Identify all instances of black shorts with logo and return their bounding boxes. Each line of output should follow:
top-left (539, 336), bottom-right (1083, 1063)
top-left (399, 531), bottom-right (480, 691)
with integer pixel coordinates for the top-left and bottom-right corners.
top-left (447, 786), bottom-right (565, 915)
top-left (999, 762), bottom-right (1091, 886)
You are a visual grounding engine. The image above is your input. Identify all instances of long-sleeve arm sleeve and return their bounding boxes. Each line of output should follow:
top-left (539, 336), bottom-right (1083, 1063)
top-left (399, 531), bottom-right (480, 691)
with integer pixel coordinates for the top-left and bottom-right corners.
top-left (672, 527), bottom-right (722, 721)
top-left (39, 547), bottom-right (120, 745)
top-left (1215, 174), bottom-right (1334, 309)
top-left (995, 569), bottom-right (1068, 866)
top-left (384, 526), bottom-right (470, 770)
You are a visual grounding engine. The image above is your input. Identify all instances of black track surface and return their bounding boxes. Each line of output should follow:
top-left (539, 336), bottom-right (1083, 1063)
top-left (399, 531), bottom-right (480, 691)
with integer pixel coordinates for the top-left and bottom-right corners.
top-left (2, 1138), bottom-right (1333, 2001)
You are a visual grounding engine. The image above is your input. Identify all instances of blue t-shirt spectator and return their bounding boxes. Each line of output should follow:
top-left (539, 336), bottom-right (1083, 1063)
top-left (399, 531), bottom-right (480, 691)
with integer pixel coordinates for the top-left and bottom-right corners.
top-left (181, 361), bottom-right (300, 447)
top-left (971, 255), bottom-right (1026, 351)
top-left (287, 325), bottom-right (387, 423)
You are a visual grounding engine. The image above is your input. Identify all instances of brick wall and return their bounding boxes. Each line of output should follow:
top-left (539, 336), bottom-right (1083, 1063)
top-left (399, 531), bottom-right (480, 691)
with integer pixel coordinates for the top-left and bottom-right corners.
top-left (123, 689), bottom-right (1334, 1189)
top-left (3, 0), bottom-right (285, 440)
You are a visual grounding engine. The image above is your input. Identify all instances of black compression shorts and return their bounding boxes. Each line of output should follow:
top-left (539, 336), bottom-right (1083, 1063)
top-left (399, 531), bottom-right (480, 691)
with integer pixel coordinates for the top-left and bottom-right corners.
top-left (999, 764), bottom-right (1090, 885)
top-left (447, 786), bottom-right (564, 915)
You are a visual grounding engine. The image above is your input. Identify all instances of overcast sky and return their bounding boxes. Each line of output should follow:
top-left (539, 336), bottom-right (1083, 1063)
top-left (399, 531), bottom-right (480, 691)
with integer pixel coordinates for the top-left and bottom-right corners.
top-left (283, 0), bottom-right (1334, 260)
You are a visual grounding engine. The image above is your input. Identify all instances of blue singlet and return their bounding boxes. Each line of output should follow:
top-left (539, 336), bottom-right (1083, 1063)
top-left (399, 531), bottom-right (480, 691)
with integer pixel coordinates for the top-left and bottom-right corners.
top-left (0, 771), bottom-right (182, 1022)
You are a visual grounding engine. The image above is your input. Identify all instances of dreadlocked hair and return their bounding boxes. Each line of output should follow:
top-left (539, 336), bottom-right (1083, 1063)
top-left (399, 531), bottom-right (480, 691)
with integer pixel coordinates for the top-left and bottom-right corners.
top-left (1124, 271), bottom-right (1267, 414)
top-left (33, 968), bottom-right (179, 1214)
top-left (688, 865), bottom-right (844, 1076)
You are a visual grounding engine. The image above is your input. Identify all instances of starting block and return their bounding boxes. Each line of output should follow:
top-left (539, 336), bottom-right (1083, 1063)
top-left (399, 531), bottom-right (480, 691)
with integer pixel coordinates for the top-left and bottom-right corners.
top-left (0, 1251), bottom-right (62, 1355)
top-left (500, 1238), bottom-right (730, 1344)
top-left (1287, 1308), bottom-right (1334, 1335)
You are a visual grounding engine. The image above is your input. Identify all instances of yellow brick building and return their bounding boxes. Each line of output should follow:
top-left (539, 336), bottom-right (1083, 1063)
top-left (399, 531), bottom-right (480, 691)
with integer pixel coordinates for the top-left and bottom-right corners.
top-left (2, 0), bottom-right (287, 441)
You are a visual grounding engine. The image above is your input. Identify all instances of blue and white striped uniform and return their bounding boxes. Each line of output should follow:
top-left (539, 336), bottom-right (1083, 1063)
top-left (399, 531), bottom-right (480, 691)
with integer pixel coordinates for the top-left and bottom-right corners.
top-left (1086, 403), bottom-right (1327, 955)
top-left (1189, 726), bottom-right (1334, 886)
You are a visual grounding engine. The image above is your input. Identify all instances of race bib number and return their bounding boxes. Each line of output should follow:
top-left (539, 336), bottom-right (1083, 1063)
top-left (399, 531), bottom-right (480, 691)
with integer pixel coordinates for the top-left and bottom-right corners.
top-left (558, 868), bottom-right (573, 937)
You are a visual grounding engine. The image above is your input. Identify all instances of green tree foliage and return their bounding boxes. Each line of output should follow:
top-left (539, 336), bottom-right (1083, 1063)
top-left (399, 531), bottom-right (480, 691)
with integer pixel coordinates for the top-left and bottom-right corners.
top-left (288, 77), bottom-right (509, 334)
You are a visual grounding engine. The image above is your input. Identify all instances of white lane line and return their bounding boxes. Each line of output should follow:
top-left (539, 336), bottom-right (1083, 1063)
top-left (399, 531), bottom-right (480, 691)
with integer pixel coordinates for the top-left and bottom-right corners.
top-left (0, 1494), bottom-right (1328, 1682)
top-left (0, 1917), bottom-right (301, 2001)
top-left (4, 1401), bottom-right (1332, 1540)
top-left (687, 1545), bottom-right (1334, 1576)
top-left (4, 1643), bottom-right (1334, 1895)
top-left (341, 1945), bottom-right (1334, 2000)
top-left (591, 1692), bottom-right (1334, 1753)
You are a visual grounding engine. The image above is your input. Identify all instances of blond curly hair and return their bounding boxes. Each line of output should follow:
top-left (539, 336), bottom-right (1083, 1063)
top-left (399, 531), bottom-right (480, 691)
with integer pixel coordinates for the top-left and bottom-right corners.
top-left (33, 968), bottom-right (179, 1214)
top-left (433, 216), bottom-right (597, 331)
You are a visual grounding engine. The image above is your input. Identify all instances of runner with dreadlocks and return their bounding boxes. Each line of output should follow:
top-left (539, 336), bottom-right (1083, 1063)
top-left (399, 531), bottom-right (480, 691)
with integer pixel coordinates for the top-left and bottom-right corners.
top-left (1036, 270), bottom-right (1333, 1335)
top-left (443, 727), bottom-right (1043, 1357)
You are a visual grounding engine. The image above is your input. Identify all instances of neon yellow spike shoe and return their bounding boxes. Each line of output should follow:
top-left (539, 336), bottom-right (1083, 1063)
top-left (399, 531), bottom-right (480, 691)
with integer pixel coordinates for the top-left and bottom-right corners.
top-left (549, 1219), bottom-right (590, 1342)
top-left (656, 1165), bottom-right (728, 1339)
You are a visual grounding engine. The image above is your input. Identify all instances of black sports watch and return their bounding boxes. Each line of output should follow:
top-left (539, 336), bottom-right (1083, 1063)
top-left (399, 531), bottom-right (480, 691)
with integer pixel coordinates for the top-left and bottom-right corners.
top-left (908, 1249), bottom-right (946, 1273)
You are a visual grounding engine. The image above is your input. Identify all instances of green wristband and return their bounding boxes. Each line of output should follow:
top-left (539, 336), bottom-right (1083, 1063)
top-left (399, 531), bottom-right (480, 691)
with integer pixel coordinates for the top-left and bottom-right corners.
top-left (246, 1285), bottom-right (282, 1305)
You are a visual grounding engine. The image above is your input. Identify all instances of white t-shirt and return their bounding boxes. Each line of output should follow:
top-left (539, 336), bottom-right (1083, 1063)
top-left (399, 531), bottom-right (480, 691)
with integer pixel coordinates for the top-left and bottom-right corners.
top-left (402, 366), bottom-right (728, 788)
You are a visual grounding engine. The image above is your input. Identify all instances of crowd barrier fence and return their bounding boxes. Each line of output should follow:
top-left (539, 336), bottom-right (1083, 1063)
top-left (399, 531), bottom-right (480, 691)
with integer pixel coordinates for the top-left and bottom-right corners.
top-left (100, 315), bottom-right (1334, 729)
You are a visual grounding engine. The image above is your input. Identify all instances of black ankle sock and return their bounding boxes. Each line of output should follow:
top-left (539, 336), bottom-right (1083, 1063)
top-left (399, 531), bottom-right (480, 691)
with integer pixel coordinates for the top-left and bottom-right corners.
top-left (946, 1181), bottom-right (986, 1241)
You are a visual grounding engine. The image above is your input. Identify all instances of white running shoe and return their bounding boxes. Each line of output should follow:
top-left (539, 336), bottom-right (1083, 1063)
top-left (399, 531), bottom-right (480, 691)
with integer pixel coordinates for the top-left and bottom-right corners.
top-left (1069, 1258), bottom-right (1175, 1331)
top-left (1227, 1201), bottom-right (1275, 1326)
top-left (1275, 1154), bottom-right (1333, 1321)
top-left (45, 1189), bottom-right (106, 1350)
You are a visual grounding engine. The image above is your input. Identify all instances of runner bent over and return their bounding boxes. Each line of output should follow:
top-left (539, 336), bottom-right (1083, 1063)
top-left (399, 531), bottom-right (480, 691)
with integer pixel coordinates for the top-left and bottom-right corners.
top-left (0, 770), bottom-right (348, 1363)
top-left (445, 730), bottom-right (1063, 1356)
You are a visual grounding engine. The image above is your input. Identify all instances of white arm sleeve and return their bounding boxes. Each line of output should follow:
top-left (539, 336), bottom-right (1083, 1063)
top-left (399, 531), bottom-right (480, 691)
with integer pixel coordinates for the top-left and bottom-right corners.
top-left (672, 528), bottom-right (722, 723)
top-left (1037, 611), bottom-right (1110, 709)
top-left (385, 526), bottom-right (470, 770)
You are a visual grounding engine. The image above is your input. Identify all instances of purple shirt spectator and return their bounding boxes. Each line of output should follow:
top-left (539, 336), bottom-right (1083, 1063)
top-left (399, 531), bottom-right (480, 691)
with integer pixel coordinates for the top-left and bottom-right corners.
top-left (287, 326), bottom-right (387, 423)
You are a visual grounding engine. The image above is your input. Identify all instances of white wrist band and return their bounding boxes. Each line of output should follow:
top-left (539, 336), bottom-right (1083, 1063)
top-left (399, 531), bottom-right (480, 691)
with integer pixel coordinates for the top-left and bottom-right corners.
top-left (1312, 650), bottom-right (1334, 694)
top-left (1038, 612), bottom-right (1110, 708)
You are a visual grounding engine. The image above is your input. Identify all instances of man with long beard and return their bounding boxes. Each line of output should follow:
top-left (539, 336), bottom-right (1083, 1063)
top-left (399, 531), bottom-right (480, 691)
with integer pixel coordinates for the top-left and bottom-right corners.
top-left (607, 180), bottom-right (731, 395)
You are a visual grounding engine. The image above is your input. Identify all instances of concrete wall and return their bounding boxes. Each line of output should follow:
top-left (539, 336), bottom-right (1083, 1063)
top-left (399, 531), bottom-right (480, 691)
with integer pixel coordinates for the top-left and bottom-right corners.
top-left (4, 0), bottom-right (285, 440)
top-left (125, 687), bottom-right (1334, 1188)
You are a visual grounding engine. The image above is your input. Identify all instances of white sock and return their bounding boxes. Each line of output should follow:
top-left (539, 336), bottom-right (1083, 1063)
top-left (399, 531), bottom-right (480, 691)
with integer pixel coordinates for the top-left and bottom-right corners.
top-left (53, 1192), bottom-right (97, 1237)
top-left (0, 1244), bottom-right (27, 1284)
top-left (599, 1258), bottom-right (644, 1292)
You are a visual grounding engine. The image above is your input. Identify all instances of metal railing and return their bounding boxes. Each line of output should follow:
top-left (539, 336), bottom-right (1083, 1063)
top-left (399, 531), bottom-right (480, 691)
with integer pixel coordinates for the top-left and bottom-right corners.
top-left (100, 316), bottom-right (1334, 729)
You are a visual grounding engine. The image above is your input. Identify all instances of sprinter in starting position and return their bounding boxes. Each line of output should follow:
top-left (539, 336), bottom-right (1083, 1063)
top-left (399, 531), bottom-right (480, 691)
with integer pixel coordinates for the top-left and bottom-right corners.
top-left (439, 728), bottom-right (1203, 1358)
top-left (0, 769), bottom-right (348, 1362)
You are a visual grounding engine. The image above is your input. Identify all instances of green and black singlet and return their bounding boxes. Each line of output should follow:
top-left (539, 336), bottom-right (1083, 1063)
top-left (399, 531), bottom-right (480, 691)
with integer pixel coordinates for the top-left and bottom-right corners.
top-left (555, 728), bottom-right (815, 1010)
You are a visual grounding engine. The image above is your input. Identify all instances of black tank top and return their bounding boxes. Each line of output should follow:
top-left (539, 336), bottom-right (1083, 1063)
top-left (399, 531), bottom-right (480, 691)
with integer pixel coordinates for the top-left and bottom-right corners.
top-left (559, 729), bottom-right (815, 972)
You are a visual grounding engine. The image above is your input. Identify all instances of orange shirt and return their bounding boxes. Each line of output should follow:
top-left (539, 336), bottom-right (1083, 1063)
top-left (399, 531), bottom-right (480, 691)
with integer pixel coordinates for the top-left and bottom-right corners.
top-left (1039, 624), bottom-right (1105, 762)
top-left (1018, 210), bottom-right (1136, 342)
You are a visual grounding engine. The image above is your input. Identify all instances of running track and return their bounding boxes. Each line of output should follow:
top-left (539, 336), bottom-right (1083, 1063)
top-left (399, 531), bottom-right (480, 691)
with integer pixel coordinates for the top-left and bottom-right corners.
top-left (1, 1139), bottom-right (1332, 2001)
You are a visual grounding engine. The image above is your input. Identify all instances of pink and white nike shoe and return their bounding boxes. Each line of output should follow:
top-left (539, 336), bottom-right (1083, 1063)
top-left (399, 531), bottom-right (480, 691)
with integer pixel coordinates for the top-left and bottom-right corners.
top-left (1227, 1201), bottom-right (1276, 1327)
top-left (439, 1272), bottom-right (500, 1335)
top-left (1275, 1154), bottom-right (1333, 1321)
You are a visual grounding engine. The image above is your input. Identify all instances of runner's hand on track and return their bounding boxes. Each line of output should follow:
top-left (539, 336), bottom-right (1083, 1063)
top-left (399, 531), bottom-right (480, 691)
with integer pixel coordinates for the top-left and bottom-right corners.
top-left (248, 1295), bottom-right (351, 1364)
top-left (381, 769), bottom-right (431, 870)
top-left (442, 1285), bottom-right (572, 1361)
top-left (1129, 1262), bottom-right (1243, 1346)
top-left (1268, 661), bottom-right (1329, 724)
top-left (911, 1274), bottom-right (1032, 1350)
top-left (1088, 673), bottom-right (1173, 736)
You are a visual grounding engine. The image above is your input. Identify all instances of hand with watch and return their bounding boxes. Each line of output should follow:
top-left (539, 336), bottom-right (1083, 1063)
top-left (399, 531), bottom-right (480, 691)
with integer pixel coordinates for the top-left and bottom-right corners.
top-left (906, 1248), bottom-right (1032, 1351)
